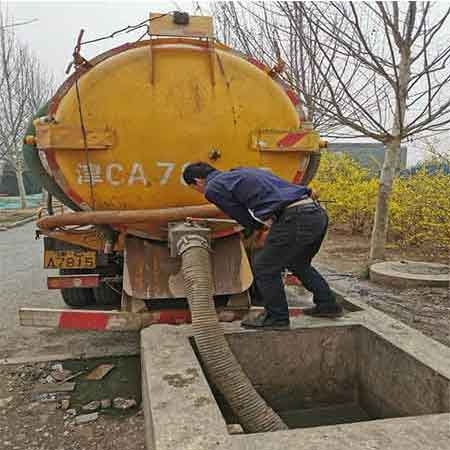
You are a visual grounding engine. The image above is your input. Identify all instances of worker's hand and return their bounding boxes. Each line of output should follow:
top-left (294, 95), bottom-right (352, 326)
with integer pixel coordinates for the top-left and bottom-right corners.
top-left (262, 218), bottom-right (273, 230)
top-left (255, 219), bottom-right (272, 246)
top-left (253, 228), bottom-right (269, 248)
top-left (242, 228), bottom-right (267, 250)
top-left (310, 189), bottom-right (319, 201)
top-left (242, 220), bottom-right (272, 249)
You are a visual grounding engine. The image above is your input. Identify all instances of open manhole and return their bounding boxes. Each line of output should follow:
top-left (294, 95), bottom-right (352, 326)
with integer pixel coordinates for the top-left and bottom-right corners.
top-left (370, 260), bottom-right (450, 289)
top-left (192, 325), bottom-right (450, 432)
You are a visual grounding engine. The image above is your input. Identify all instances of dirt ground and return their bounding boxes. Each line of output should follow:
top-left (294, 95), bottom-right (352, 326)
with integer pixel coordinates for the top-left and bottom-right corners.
top-left (316, 226), bottom-right (450, 347)
top-left (0, 226), bottom-right (448, 450)
top-left (318, 225), bottom-right (449, 271)
top-left (0, 359), bottom-right (145, 450)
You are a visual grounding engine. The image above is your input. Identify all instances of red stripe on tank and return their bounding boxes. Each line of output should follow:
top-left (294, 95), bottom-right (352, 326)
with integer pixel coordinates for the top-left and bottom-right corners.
top-left (246, 56), bottom-right (267, 71)
top-left (277, 132), bottom-right (307, 148)
top-left (292, 170), bottom-right (305, 184)
top-left (285, 89), bottom-right (300, 105)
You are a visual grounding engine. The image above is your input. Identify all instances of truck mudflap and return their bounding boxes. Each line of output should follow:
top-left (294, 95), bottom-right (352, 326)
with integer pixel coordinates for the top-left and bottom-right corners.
top-left (19, 307), bottom-right (305, 331)
top-left (123, 233), bottom-right (253, 299)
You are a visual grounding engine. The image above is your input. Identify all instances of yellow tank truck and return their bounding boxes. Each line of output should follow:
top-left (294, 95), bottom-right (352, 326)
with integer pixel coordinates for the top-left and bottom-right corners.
top-left (21, 12), bottom-right (324, 331)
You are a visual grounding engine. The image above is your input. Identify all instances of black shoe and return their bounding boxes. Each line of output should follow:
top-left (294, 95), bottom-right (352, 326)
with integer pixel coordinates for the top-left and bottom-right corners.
top-left (241, 311), bottom-right (290, 329)
top-left (303, 303), bottom-right (344, 318)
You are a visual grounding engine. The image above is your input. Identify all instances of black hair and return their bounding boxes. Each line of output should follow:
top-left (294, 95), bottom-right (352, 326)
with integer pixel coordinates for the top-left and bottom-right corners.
top-left (182, 162), bottom-right (217, 185)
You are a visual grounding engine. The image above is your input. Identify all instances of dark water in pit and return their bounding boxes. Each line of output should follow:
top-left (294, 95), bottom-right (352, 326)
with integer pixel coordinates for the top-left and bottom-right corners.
top-left (279, 402), bottom-right (371, 428)
top-left (213, 386), bottom-right (373, 430)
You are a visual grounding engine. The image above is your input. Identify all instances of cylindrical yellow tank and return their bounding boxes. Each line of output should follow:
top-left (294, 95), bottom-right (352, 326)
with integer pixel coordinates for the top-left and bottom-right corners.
top-left (34, 38), bottom-right (321, 238)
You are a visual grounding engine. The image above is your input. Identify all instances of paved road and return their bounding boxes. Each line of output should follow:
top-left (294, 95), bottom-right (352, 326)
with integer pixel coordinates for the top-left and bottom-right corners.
top-left (0, 221), bottom-right (359, 363)
top-left (0, 221), bottom-right (139, 362)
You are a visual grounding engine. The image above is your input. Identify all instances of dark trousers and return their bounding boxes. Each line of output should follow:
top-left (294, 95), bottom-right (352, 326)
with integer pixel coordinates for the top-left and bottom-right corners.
top-left (252, 202), bottom-right (335, 321)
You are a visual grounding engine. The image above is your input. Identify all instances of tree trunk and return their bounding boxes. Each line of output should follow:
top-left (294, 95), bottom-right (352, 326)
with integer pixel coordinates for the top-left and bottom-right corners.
top-left (369, 138), bottom-right (401, 261)
top-left (14, 159), bottom-right (27, 209)
top-left (370, 30), bottom-right (410, 262)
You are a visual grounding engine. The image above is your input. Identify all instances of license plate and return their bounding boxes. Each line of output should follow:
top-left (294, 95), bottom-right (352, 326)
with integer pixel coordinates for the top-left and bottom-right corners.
top-left (44, 250), bottom-right (96, 269)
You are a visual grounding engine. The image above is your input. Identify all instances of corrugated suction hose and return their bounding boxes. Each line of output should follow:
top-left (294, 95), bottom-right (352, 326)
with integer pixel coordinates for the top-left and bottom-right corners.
top-left (179, 239), bottom-right (287, 433)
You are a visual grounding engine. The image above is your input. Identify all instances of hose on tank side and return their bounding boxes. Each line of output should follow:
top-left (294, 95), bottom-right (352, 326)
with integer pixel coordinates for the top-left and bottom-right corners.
top-left (179, 238), bottom-right (287, 433)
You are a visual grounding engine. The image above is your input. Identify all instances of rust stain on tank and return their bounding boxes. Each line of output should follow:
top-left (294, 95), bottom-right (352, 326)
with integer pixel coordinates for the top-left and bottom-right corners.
top-left (192, 84), bottom-right (203, 112)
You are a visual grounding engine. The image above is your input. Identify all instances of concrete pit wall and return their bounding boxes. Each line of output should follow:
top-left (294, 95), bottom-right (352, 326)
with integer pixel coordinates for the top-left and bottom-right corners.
top-left (358, 327), bottom-right (450, 418)
top-left (207, 326), bottom-right (358, 426)
top-left (197, 325), bottom-right (450, 428)
top-left (141, 298), bottom-right (450, 450)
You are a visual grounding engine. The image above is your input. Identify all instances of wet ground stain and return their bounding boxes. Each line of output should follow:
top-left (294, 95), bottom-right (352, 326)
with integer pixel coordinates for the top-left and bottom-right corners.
top-left (63, 355), bottom-right (141, 417)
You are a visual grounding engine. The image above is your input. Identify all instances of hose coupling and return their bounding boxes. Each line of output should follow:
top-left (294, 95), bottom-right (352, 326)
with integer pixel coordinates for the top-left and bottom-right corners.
top-left (176, 234), bottom-right (210, 255)
top-left (168, 221), bottom-right (211, 257)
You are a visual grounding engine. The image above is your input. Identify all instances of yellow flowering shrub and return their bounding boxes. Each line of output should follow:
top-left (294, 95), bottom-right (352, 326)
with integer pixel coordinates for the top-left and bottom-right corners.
top-left (310, 152), bottom-right (378, 234)
top-left (310, 152), bottom-right (450, 251)
top-left (390, 169), bottom-right (450, 249)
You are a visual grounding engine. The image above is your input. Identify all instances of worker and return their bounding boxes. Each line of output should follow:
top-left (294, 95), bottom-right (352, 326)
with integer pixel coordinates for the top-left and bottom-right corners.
top-left (182, 162), bottom-right (343, 329)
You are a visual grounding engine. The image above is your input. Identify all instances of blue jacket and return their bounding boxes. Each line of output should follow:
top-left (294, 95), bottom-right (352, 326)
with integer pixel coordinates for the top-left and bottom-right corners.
top-left (205, 168), bottom-right (311, 230)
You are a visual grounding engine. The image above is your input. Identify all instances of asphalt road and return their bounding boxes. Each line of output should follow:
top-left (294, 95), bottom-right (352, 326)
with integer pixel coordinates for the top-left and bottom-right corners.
top-left (0, 221), bottom-right (359, 364)
top-left (0, 221), bottom-right (139, 363)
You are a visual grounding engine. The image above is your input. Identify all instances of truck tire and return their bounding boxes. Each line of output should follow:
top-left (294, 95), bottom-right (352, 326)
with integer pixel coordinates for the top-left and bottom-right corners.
top-left (91, 265), bottom-right (122, 306)
top-left (59, 269), bottom-right (95, 308)
top-left (93, 282), bottom-right (121, 306)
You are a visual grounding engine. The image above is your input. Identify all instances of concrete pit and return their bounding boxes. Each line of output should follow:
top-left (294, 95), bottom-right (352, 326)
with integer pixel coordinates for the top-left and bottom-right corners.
top-left (141, 296), bottom-right (450, 450)
top-left (195, 325), bottom-right (450, 430)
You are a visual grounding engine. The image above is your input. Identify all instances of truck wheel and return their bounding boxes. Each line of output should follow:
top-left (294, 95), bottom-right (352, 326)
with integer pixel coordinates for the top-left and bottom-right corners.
top-left (59, 269), bottom-right (95, 308)
top-left (92, 265), bottom-right (122, 306)
top-left (93, 282), bottom-right (122, 306)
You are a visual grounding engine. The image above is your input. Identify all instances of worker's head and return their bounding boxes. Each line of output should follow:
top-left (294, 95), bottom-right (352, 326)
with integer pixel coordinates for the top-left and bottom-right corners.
top-left (182, 162), bottom-right (217, 193)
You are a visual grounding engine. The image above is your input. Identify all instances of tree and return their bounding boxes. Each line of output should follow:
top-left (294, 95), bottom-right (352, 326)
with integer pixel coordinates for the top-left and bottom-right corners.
top-left (213, 2), bottom-right (450, 260)
top-left (212, 2), bottom-right (356, 133)
top-left (0, 10), bottom-right (52, 208)
top-left (283, 1), bottom-right (450, 260)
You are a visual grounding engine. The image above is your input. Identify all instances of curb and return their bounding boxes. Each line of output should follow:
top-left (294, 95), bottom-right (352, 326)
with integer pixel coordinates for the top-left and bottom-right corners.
top-left (0, 214), bottom-right (37, 231)
top-left (0, 349), bottom-right (140, 366)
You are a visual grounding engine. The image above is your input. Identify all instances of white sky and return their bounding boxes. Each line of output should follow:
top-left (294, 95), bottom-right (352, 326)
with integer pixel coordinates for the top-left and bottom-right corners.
top-left (4, 0), bottom-right (447, 166)
top-left (5, 1), bottom-right (195, 81)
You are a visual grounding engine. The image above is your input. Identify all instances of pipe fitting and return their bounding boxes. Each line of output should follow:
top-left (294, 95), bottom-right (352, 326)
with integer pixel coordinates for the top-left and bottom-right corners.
top-left (168, 221), bottom-right (211, 257)
top-left (176, 234), bottom-right (210, 255)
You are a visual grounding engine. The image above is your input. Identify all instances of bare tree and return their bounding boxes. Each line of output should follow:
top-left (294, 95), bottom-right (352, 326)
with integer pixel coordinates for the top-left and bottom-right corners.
top-left (420, 137), bottom-right (450, 165)
top-left (282, 2), bottom-right (450, 260)
top-left (0, 17), bottom-right (37, 30)
top-left (0, 10), bottom-right (53, 208)
top-left (214, 2), bottom-right (450, 260)
top-left (212, 2), bottom-right (362, 133)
